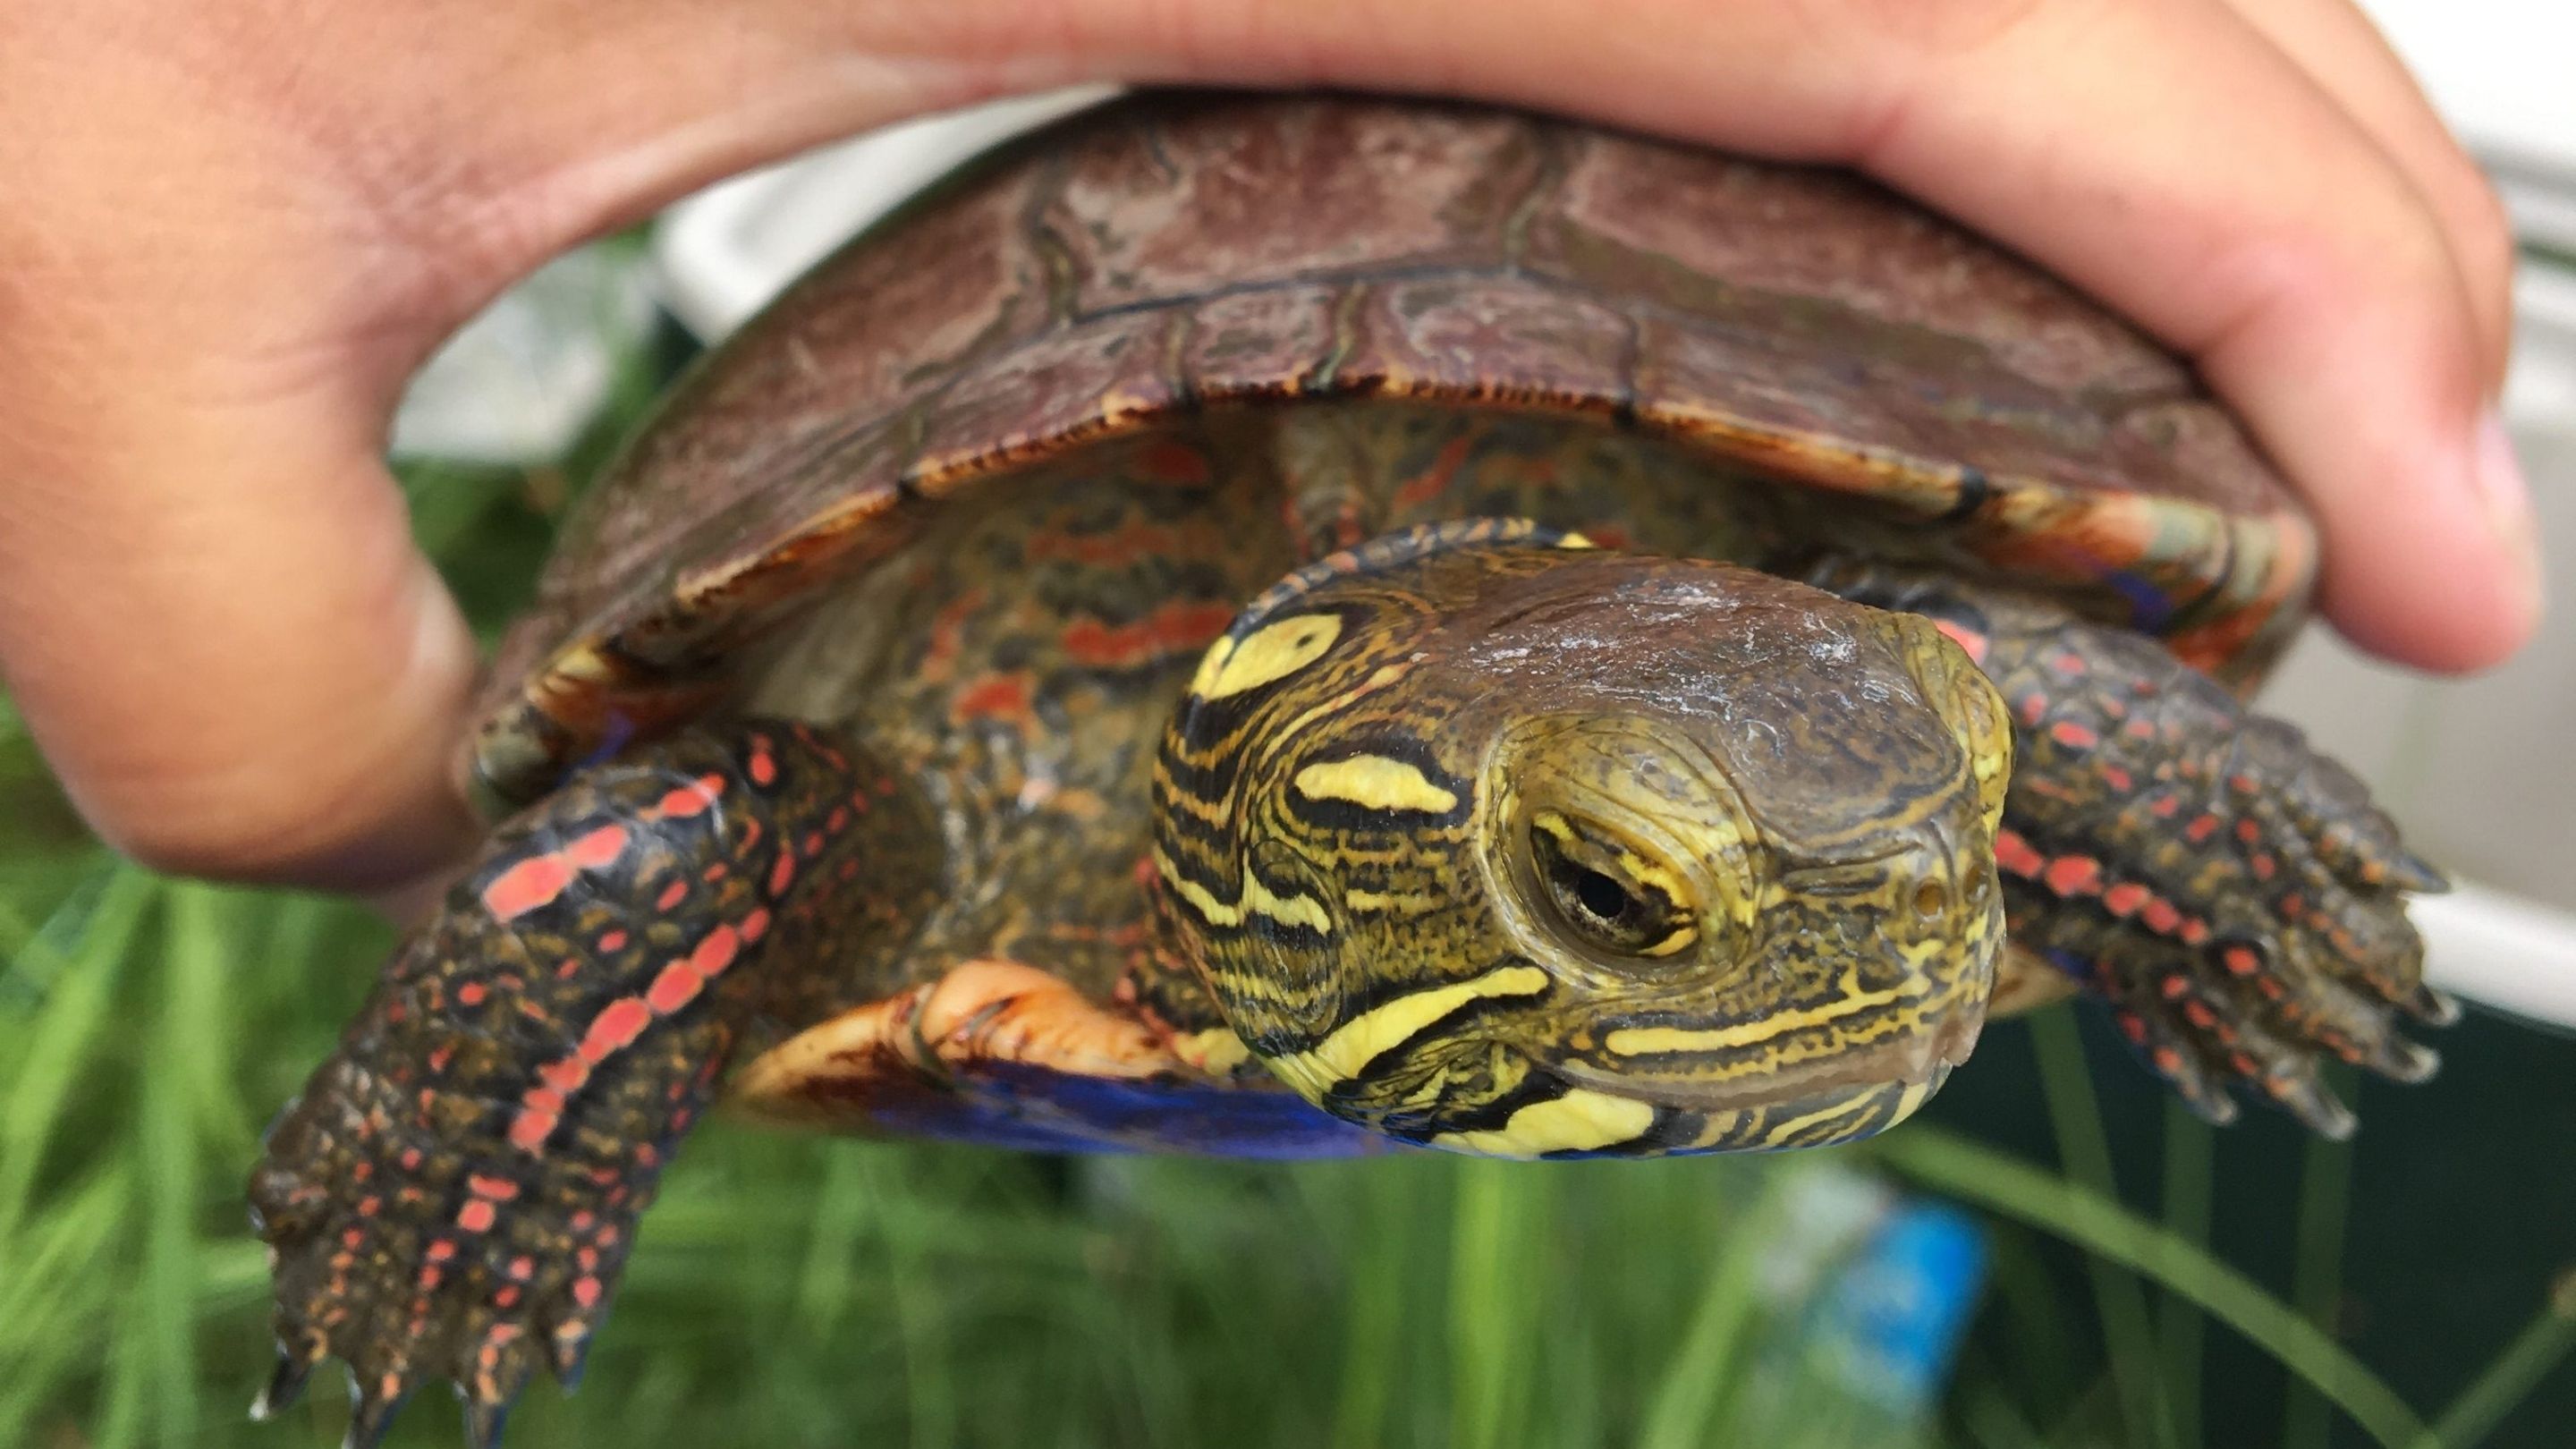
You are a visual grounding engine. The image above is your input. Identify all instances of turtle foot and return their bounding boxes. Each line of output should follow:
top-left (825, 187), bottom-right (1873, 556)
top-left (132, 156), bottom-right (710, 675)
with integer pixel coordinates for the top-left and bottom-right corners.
top-left (1987, 632), bottom-right (2446, 1135)
top-left (1822, 566), bottom-right (2452, 1133)
top-left (246, 725), bottom-right (887, 1445)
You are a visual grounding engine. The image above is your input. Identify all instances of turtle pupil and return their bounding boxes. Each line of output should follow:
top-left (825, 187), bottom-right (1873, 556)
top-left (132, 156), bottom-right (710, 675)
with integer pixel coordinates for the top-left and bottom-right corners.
top-left (1575, 869), bottom-right (1630, 921)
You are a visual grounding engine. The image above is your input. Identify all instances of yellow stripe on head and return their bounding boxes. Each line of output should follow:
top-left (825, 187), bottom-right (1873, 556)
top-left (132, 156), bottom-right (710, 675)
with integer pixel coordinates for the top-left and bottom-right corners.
top-left (1269, 965), bottom-right (1547, 1098)
top-left (1430, 1089), bottom-right (1655, 1157)
top-left (1292, 755), bottom-right (1459, 814)
top-left (1190, 613), bottom-right (1343, 700)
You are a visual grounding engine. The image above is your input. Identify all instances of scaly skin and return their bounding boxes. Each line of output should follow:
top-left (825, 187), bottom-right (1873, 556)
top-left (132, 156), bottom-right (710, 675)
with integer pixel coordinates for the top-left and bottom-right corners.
top-left (1809, 562), bottom-right (2448, 1135)
top-left (250, 724), bottom-right (937, 1445)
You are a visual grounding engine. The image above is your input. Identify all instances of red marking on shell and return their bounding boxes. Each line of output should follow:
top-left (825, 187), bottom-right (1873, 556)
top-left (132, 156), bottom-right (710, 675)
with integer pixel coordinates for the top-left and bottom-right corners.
top-left (2179, 919), bottom-right (2209, 945)
top-left (1140, 439), bottom-right (1214, 484)
top-left (1994, 830), bottom-right (2046, 878)
top-left (571, 1210), bottom-right (595, 1231)
top-left (647, 962), bottom-right (702, 1014)
top-left (572, 1276), bottom-right (603, 1309)
top-left (2280, 893), bottom-right (2305, 917)
top-left (768, 852), bottom-right (796, 897)
top-left (457, 1199), bottom-right (497, 1233)
top-left (457, 982), bottom-right (487, 1006)
top-left (748, 741), bottom-right (779, 787)
top-left (2185, 815), bottom-right (2221, 843)
top-left (803, 830), bottom-right (825, 859)
top-left (2099, 766), bottom-right (2132, 792)
top-left (827, 806), bottom-right (850, 833)
top-left (598, 929), bottom-right (628, 953)
top-left (470, 1174), bottom-right (519, 1199)
top-left (656, 878), bottom-right (689, 911)
top-left (509, 1256), bottom-right (534, 1281)
top-left (540, 1059), bottom-right (588, 1094)
top-left (2044, 856), bottom-right (2102, 896)
top-left (2148, 794), bottom-right (2180, 818)
top-left (703, 862), bottom-right (728, 883)
top-left (2162, 975), bottom-right (2190, 1001)
top-left (427, 1239), bottom-right (457, 1263)
top-left (2229, 773), bottom-right (2258, 794)
top-left (555, 960), bottom-right (580, 981)
top-left (401, 1148), bottom-right (422, 1170)
top-left (2048, 651), bottom-right (2089, 676)
top-left (2125, 719), bottom-right (2158, 741)
top-left (2018, 694), bottom-right (2048, 726)
top-left (2151, 1046), bottom-right (2182, 1072)
top-left (577, 1247), bottom-right (599, 1272)
top-left (568, 825), bottom-right (628, 869)
top-left (2141, 899), bottom-right (2182, 935)
top-left (2119, 1013), bottom-right (2149, 1044)
top-left (2183, 1001), bottom-right (2217, 1030)
top-left (635, 1144), bottom-right (660, 1169)
top-left (1062, 600), bottom-right (1241, 670)
top-left (494, 1285), bottom-right (521, 1309)
top-left (341, 1227), bottom-right (365, 1250)
top-left (1928, 619), bottom-right (1989, 662)
top-left (2223, 945), bottom-right (2261, 976)
top-left (2048, 721), bottom-right (2099, 750)
top-left (482, 854), bottom-right (576, 922)
top-left (741, 907), bottom-right (772, 943)
top-left (428, 1045), bottom-right (453, 1072)
top-left (578, 998), bottom-right (654, 1064)
top-left (358, 1196), bottom-right (380, 1216)
top-left (953, 673), bottom-right (1036, 724)
top-left (2235, 818), bottom-right (2262, 844)
top-left (2231, 1052), bottom-right (2259, 1075)
top-left (595, 1224), bottom-right (621, 1247)
top-left (2104, 883), bottom-right (2150, 916)
top-left (2250, 853), bottom-right (2276, 881)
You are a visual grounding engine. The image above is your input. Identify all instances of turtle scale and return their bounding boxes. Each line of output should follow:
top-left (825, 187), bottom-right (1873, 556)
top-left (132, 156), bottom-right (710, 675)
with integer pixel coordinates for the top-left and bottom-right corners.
top-left (473, 92), bottom-right (2309, 809)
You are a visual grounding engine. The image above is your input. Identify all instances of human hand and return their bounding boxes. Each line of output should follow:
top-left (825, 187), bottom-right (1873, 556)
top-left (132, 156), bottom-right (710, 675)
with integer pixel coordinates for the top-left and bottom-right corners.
top-left (0, 0), bottom-right (2531, 892)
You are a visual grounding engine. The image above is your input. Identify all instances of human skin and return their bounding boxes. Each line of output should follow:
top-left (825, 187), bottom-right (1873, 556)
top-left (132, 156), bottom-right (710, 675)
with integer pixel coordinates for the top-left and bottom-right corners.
top-left (0, 0), bottom-right (2536, 894)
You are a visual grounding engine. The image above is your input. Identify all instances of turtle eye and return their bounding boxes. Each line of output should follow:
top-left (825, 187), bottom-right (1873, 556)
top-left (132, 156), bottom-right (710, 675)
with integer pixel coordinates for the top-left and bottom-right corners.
top-left (1528, 810), bottom-right (1699, 959)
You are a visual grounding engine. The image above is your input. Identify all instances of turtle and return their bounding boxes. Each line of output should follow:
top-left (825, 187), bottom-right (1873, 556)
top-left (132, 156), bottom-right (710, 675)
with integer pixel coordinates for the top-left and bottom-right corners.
top-left (248, 89), bottom-right (2451, 1446)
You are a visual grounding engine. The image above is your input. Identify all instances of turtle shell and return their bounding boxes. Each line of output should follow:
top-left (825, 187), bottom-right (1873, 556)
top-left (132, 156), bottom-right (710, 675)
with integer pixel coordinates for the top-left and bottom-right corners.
top-left (469, 89), bottom-right (2311, 809)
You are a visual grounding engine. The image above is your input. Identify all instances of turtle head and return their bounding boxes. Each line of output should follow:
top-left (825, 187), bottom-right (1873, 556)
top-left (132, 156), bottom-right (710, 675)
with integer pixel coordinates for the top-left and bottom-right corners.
top-left (1153, 526), bottom-right (2012, 1156)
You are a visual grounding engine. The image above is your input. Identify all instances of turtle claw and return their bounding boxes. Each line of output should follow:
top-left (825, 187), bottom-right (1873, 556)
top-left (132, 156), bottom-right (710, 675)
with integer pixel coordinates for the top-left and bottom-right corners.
top-left (250, 1344), bottom-right (314, 1421)
top-left (343, 1377), bottom-right (411, 1449)
top-left (460, 1389), bottom-right (513, 1449)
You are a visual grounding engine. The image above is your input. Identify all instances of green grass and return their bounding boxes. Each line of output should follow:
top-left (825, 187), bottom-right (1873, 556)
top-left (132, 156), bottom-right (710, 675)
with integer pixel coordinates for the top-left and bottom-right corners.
top-left (2, 293), bottom-right (2570, 1448)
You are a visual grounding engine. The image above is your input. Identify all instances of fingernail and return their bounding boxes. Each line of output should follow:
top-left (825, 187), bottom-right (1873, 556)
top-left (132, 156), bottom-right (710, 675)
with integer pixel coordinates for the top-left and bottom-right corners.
top-left (2471, 411), bottom-right (2545, 624)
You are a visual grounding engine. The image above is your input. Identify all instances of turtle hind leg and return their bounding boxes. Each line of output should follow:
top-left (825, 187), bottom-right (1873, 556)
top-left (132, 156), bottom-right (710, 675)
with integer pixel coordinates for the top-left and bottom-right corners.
top-left (250, 722), bottom-right (939, 1447)
top-left (1816, 564), bottom-right (2448, 1136)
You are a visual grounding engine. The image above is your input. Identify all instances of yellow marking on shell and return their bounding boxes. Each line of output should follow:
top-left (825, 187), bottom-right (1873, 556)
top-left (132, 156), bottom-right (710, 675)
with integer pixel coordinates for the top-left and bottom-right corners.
top-left (1604, 970), bottom-right (1931, 1056)
top-left (1430, 1089), bottom-right (1656, 1158)
top-left (1189, 614), bottom-right (1343, 700)
top-left (1269, 965), bottom-right (1549, 1098)
top-left (1886, 1078), bottom-right (1937, 1128)
top-left (1293, 755), bottom-right (1459, 814)
top-left (1555, 531), bottom-right (1597, 549)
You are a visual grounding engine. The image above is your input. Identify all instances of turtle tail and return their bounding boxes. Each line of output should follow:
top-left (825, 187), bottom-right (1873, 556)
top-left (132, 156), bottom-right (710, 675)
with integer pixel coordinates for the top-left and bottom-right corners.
top-left (250, 723), bottom-right (936, 1447)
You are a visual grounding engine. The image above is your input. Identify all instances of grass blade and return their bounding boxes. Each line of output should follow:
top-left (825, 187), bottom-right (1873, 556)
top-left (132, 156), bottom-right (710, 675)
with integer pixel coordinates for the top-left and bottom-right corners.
top-left (1875, 1123), bottom-right (2428, 1447)
top-left (2411, 1270), bottom-right (2576, 1449)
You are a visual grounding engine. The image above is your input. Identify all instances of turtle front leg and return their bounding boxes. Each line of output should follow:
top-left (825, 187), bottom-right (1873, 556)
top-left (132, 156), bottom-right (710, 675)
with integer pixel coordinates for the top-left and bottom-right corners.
top-left (1815, 565), bottom-right (2450, 1136)
top-left (250, 723), bottom-right (936, 1447)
